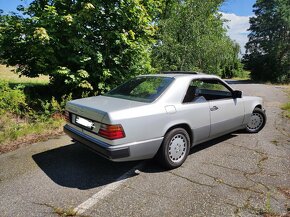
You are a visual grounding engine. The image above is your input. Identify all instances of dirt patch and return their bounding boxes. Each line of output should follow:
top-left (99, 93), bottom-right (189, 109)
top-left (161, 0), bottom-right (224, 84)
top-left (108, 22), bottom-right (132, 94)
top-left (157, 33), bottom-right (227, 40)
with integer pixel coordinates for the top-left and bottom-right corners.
top-left (263, 212), bottom-right (290, 217)
top-left (278, 188), bottom-right (290, 199)
top-left (0, 128), bottom-right (64, 154)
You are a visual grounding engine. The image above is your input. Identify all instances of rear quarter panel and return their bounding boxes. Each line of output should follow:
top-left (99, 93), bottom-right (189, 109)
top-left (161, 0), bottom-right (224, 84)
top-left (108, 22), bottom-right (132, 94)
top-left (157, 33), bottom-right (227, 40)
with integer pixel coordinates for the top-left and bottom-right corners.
top-left (102, 103), bottom-right (171, 144)
top-left (103, 101), bottom-right (211, 148)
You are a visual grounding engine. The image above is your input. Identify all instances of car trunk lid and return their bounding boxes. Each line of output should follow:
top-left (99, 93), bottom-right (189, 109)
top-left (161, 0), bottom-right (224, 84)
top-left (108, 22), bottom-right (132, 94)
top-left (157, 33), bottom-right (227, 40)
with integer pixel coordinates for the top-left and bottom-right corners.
top-left (66, 95), bottom-right (147, 123)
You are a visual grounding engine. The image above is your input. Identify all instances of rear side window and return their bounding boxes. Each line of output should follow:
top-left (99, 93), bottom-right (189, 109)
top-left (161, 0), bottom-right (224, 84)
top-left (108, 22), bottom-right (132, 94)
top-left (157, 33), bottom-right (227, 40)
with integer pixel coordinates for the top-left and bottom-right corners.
top-left (183, 79), bottom-right (233, 103)
top-left (104, 76), bottom-right (174, 103)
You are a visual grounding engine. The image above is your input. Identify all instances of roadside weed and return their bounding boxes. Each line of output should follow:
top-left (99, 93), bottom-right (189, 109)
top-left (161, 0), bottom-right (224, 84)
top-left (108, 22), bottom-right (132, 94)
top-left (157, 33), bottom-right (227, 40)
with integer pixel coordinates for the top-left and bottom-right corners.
top-left (281, 102), bottom-right (290, 118)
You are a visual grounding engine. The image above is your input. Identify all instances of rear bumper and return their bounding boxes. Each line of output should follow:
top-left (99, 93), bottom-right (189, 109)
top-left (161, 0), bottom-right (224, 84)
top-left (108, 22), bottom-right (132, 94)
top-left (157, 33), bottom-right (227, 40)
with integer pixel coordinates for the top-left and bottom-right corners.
top-left (64, 125), bottom-right (129, 159)
top-left (64, 124), bottom-right (163, 162)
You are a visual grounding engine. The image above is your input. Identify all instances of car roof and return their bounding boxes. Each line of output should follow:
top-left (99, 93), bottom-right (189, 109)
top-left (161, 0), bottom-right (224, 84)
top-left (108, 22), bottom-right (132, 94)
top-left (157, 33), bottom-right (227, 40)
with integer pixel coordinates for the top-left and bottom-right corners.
top-left (139, 72), bottom-right (220, 80)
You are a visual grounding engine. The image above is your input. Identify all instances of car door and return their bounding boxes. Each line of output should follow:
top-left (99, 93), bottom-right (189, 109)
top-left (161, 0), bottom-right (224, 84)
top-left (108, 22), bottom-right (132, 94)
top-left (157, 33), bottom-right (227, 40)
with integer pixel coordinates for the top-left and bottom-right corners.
top-left (196, 79), bottom-right (244, 137)
top-left (181, 81), bottom-right (211, 144)
top-left (209, 98), bottom-right (244, 136)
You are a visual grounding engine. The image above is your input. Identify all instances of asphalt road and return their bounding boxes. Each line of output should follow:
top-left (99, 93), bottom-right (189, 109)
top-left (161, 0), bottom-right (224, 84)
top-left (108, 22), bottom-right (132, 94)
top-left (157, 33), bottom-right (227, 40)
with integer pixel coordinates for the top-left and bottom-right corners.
top-left (0, 82), bottom-right (289, 217)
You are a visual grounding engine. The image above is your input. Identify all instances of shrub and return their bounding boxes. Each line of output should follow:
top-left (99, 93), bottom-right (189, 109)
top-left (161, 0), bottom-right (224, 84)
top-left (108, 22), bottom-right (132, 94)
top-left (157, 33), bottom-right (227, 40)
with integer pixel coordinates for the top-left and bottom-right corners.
top-left (0, 82), bottom-right (71, 146)
top-left (39, 93), bottom-right (72, 118)
top-left (0, 80), bottom-right (30, 116)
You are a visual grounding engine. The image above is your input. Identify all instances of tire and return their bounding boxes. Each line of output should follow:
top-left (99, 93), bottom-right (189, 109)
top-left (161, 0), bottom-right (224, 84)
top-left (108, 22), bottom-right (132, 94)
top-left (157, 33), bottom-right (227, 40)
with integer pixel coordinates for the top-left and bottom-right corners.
top-left (157, 128), bottom-right (190, 169)
top-left (246, 108), bottom-right (266, 133)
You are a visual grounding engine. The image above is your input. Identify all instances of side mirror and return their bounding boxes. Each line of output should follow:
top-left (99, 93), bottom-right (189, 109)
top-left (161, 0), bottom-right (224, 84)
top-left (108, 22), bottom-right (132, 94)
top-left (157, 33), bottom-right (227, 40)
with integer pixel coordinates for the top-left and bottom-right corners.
top-left (233, 90), bottom-right (242, 98)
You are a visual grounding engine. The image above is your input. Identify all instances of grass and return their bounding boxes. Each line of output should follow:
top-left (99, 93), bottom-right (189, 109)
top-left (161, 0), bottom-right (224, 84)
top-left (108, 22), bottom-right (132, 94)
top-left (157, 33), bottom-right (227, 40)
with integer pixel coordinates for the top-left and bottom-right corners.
top-left (264, 192), bottom-right (273, 214)
top-left (0, 113), bottom-right (65, 153)
top-left (53, 207), bottom-right (78, 217)
top-left (36, 203), bottom-right (84, 217)
top-left (281, 85), bottom-right (290, 118)
top-left (281, 102), bottom-right (290, 118)
top-left (0, 65), bottom-right (65, 153)
top-left (51, 205), bottom-right (90, 217)
top-left (231, 70), bottom-right (251, 80)
top-left (0, 64), bottom-right (49, 84)
top-left (0, 114), bottom-right (64, 144)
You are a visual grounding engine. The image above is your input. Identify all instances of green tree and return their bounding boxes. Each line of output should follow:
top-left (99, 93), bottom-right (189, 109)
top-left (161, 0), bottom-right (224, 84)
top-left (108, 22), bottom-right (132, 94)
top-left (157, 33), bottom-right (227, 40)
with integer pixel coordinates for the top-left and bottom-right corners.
top-left (152, 0), bottom-right (243, 77)
top-left (0, 0), bottom-right (161, 96)
top-left (244, 0), bottom-right (290, 83)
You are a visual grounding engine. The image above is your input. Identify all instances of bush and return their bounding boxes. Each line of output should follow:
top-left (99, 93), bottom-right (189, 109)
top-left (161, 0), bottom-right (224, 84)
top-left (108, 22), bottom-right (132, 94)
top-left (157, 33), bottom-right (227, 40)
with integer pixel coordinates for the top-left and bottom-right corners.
top-left (0, 80), bottom-right (73, 147)
top-left (39, 94), bottom-right (72, 118)
top-left (0, 80), bottom-right (30, 116)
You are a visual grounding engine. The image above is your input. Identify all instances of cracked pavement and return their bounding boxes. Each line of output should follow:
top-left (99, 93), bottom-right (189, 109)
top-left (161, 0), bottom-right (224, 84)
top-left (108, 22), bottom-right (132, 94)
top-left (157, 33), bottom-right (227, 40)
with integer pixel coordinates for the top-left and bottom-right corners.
top-left (0, 82), bottom-right (289, 217)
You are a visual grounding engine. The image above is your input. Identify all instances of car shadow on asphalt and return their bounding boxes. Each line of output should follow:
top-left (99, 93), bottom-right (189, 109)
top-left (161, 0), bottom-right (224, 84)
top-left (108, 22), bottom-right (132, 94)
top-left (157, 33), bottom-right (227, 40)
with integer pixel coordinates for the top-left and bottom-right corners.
top-left (142, 134), bottom-right (238, 173)
top-left (189, 134), bottom-right (237, 154)
top-left (32, 143), bottom-right (138, 190)
top-left (32, 134), bottom-right (239, 189)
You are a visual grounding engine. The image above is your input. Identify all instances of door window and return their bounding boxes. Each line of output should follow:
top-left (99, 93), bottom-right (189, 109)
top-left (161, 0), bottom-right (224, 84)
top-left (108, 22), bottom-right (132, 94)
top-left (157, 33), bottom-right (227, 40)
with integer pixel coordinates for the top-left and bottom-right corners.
top-left (183, 79), bottom-right (232, 103)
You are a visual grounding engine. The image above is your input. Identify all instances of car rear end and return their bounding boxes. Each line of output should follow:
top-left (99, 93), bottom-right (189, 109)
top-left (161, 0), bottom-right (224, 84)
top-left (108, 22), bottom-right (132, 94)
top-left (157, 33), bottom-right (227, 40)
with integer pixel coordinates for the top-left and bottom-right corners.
top-left (64, 98), bottom-right (131, 160)
top-left (64, 100), bottom-right (166, 161)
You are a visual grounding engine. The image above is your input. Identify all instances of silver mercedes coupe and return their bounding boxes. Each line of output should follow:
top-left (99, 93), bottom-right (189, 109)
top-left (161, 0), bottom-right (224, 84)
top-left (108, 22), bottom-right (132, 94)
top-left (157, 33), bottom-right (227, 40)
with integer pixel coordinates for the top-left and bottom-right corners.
top-left (64, 72), bottom-right (266, 169)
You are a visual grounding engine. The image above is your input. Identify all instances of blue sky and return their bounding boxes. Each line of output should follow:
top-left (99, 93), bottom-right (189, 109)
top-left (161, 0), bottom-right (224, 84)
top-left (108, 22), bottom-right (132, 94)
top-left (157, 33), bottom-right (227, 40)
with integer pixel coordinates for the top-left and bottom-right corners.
top-left (0, 0), bottom-right (255, 53)
top-left (220, 0), bottom-right (256, 53)
top-left (220, 0), bottom-right (255, 16)
top-left (0, 0), bottom-right (31, 13)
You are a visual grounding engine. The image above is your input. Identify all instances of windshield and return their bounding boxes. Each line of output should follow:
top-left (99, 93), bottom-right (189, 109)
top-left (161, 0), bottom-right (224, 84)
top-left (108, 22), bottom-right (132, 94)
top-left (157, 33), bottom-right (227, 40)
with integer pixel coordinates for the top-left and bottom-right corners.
top-left (104, 76), bottom-right (174, 103)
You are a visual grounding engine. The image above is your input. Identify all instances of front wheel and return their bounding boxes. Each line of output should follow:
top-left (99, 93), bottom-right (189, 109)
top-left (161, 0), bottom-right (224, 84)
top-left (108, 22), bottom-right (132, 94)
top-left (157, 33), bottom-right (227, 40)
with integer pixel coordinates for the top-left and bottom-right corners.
top-left (246, 108), bottom-right (266, 133)
top-left (157, 128), bottom-right (190, 169)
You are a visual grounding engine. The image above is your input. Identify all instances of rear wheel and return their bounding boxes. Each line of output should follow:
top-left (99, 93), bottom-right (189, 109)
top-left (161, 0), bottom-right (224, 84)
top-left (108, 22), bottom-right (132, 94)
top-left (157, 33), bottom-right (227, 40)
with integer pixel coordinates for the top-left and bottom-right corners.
top-left (157, 128), bottom-right (190, 169)
top-left (246, 108), bottom-right (266, 133)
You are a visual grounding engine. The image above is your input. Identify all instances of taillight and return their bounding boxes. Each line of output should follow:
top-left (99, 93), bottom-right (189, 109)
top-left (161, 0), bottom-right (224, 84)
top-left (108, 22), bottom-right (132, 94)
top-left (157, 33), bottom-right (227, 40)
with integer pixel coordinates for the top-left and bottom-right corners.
top-left (65, 110), bottom-right (70, 122)
top-left (98, 124), bottom-right (125, 140)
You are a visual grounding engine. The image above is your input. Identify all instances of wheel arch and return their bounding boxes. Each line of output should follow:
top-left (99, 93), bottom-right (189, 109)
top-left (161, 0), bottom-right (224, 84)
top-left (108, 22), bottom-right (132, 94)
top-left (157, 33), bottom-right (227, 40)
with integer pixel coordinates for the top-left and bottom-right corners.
top-left (242, 97), bottom-right (264, 125)
top-left (254, 104), bottom-right (262, 110)
top-left (164, 123), bottom-right (193, 145)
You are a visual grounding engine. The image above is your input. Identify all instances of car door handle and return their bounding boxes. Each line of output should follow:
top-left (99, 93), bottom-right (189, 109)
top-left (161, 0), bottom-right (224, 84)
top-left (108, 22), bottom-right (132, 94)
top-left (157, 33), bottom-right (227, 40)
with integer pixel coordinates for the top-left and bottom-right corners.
top-left (210, 106), bottom-right (219, 111)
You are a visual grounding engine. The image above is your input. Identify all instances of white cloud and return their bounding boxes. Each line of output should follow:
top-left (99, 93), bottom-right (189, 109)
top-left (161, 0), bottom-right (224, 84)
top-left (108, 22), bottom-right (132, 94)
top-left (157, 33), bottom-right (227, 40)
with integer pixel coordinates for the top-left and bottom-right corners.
top-left (220, 12), bottom-right (252, 54)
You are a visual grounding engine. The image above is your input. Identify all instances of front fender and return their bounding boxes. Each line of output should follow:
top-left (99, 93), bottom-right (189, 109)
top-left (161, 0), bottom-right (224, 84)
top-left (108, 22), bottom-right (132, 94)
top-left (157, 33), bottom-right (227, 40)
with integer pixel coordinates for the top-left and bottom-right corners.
top-left (242, 96), bottom-right (264, 125)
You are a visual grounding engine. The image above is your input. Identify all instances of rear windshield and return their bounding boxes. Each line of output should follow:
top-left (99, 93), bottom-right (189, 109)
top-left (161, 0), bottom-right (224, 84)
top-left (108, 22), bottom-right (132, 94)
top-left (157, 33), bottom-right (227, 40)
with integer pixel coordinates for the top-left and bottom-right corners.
top-left (104, 76), bottom-right (174, 103)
